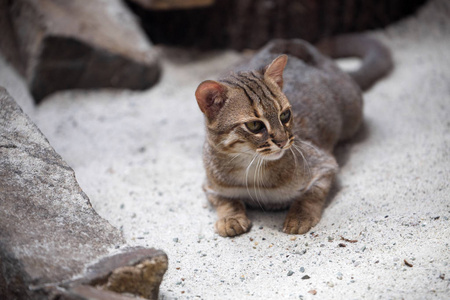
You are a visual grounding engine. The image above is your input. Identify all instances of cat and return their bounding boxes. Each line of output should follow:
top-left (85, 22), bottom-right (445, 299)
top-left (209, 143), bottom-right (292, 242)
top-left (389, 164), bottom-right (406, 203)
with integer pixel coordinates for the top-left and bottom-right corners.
top-left (195, 35), bottom-right (392, 237)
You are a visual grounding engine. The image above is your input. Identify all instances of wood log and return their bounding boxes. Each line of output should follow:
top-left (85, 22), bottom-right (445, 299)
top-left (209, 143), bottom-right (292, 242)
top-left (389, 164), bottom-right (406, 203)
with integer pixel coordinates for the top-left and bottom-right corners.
top-left (129, 0), bottom-right (214, 10)
top-left (126, 0), bottom-right (428, 50)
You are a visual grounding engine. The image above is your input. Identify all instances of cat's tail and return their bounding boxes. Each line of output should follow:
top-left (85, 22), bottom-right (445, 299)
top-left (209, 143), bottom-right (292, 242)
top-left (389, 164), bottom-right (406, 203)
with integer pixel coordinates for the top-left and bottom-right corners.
top-left (316, 34), bottom-right (393, 91)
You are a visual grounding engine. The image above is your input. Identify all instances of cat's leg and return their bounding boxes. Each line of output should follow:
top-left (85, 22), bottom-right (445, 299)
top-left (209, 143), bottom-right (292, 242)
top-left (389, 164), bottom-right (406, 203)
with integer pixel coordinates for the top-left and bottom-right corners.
top-left (207, 193), bottom-right (251, 237)
top-left (283, 166), bottom-right (335, 234)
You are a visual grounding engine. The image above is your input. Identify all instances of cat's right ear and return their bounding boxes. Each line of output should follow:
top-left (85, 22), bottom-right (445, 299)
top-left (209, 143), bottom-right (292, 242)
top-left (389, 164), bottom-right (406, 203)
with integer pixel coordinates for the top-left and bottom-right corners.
top-left (264, 54), bottom-right (288, 89)
top-left (195, 80), bottom-right (228, 120)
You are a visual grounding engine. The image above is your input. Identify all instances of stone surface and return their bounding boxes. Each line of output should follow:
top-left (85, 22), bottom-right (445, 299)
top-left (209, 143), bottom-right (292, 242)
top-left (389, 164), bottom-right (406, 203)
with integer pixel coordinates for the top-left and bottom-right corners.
top-left (0, 0), bottom-right (24, 75)
top-left (0, 87), bottom-right (167, 299)
top-left (66, 285), bottom-right (138, 300)
top-left (79, 247), bottom-right (168, 299)
top-left (128, 0), bottom-right (428, 49)
top-left (129, 0), bottom-right (214, 10)
top-left (1, 0), bottom-right (161, 102)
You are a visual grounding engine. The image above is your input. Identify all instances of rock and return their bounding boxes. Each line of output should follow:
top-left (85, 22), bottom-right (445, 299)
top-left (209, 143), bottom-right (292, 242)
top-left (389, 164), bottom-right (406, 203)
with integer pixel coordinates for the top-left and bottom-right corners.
top-left (71, 247), bottom-right (168, 299)
top-left (0, 87), bottom-right (167, 299)
top-left (1, 0), bottom-right (161, 103)
top-left (129, 0), bottom-right (214, 10)
top-left (0, 0), bottom-right (24, 74)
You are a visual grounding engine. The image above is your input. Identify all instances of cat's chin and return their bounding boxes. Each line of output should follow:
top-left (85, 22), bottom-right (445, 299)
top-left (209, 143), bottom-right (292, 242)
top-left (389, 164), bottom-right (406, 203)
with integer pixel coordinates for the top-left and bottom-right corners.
top-left (262, 149), bottom-right (286, 161)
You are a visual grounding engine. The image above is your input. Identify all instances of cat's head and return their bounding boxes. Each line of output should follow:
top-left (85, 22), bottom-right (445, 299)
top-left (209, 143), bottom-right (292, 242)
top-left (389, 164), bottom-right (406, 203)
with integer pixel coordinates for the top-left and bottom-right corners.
top-left (195, 55), bottom-right (294, 161)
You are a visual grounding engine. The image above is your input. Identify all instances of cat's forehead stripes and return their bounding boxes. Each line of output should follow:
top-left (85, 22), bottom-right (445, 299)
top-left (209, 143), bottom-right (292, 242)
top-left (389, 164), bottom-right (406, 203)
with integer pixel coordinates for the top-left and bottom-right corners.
top-left (221, 72), bottom-right (286, 120)
top-left (220, 76), bottom-right (259, 105)
top-left (220, 77), bottom-right (264, 118)
top-left (248, 71), bottom-right (282, 111)
top-left (235, 73), bottom-right (278, 111)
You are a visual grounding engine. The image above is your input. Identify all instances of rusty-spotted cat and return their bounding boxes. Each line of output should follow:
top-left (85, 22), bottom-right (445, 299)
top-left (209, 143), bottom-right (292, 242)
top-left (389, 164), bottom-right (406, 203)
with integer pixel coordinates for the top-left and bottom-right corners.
top-left (195, 35), bottom-right (392, 237)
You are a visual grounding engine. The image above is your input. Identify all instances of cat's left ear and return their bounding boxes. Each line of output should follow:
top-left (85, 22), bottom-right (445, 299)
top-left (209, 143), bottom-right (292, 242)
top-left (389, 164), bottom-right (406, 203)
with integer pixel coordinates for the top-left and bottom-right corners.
top-left (264, 54), bottom-right (288, 89)
top-left (195, 80), bottom-right (228, 120)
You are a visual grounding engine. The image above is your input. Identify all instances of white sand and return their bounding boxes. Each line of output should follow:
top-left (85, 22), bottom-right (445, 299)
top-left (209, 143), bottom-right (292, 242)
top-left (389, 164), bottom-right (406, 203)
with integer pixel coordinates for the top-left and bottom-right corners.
top-left (1, 0), bottom-right (449, 299)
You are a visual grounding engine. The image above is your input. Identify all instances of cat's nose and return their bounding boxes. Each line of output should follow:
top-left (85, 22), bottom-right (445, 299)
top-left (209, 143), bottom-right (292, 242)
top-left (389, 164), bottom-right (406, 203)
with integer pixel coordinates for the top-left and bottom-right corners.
top-left (273, 139), bottom-right (288, 149)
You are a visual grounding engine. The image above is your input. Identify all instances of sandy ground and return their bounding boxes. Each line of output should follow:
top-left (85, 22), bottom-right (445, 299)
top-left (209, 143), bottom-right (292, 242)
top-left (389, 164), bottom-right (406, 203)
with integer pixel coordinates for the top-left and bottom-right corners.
top-left (1, 0), bottom-right (449, 299)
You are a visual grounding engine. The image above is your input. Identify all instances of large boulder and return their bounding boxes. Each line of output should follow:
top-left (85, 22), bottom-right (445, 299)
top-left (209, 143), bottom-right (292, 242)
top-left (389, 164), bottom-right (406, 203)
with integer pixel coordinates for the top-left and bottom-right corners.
top-left (0, 87), bottom-right (167, 299)
top-left (0, 0), bottom-right (161, 103)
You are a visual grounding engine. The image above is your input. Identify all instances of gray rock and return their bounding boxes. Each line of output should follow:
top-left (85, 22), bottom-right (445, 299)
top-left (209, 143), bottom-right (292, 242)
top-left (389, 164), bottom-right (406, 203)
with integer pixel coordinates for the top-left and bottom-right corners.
top-left (0, 87), bottom-right (167, 299)
top-left (71, 247), bottom-right (168, 299)
top-left (1, 0), bottom-right (161, 103)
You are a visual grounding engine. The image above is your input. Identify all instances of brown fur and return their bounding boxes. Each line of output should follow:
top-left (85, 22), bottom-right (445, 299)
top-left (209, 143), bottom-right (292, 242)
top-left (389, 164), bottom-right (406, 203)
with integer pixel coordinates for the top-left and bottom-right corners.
top-left (195, 36), bottom-right (391, 237)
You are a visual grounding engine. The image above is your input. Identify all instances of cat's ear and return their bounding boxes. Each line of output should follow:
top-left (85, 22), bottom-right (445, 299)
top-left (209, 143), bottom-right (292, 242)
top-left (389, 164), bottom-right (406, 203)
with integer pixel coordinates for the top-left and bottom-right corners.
top-left (264, 54), bottom-right (288, 89)
top-left (195, 80), bottom-right (228, 119)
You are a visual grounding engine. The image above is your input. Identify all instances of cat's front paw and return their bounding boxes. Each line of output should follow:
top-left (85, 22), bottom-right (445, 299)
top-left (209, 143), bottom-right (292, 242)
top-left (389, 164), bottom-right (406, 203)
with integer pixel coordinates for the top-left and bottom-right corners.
top-left (282, 215), bottom-right (320, 235)
top-left (215, 215), bottom-right (251, 237)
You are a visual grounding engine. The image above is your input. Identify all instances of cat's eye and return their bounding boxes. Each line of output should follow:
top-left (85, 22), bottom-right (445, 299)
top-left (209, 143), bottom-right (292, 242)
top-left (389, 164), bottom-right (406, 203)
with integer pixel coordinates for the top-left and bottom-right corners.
top-left (280, 109), bottom-right (291, 124)
top-left (245, 121), bottom-right (265, 133)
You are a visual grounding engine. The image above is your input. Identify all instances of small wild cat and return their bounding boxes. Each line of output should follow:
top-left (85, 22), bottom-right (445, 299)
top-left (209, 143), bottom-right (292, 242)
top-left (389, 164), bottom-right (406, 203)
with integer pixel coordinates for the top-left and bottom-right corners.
top-left (195, 35), bottom-right (392, 237)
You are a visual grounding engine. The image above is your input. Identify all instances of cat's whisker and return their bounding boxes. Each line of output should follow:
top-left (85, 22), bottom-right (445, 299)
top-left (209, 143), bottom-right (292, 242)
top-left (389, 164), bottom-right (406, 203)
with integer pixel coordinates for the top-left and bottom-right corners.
top-left (257, 156), bottom-right (267, 210)
top-left (292, 144), bottom-right (312, 179)
top-left (228, 148), bottom-right (256, 163)
top-left (229, 153), bottom-right (243, 163)
top-left (262, 157), bottom-right (268, 188)
top-left (215, 139), bottom-right (228, 148)
top-left (254, 157), bottom-right (261, 204)
top-left (295, 144), bottom-right (310, 172)
top-left (252, 155), bottom-right (265, 211)
top-left (294, 140), bottom-right (319, 178)
top-left (261, 158), bottom-right (269, 199)
top-left (245, 154), bottom-right (259, 203)
top-left (290, 147), bottom-right (298, 169)
top-left (240, 148), bottom-right (258, 155)
top-left (297, 140), bottom-right (321, 154)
